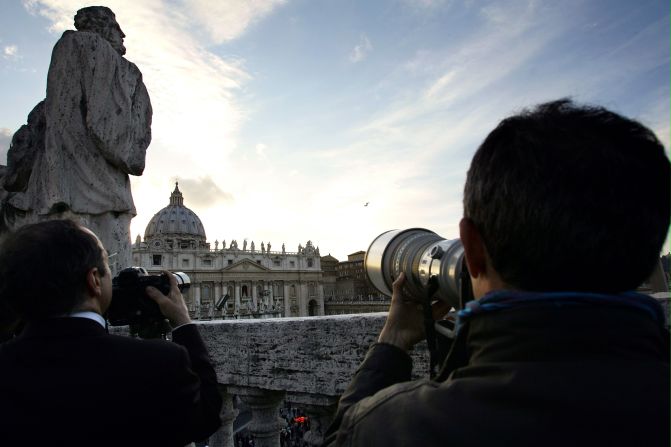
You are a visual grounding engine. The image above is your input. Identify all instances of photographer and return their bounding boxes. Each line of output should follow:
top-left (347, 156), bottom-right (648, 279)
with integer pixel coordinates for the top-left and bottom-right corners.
top-left (324, 100), bottom-right (670, 446)
top-left (0, 219), bottom-right (222, 446)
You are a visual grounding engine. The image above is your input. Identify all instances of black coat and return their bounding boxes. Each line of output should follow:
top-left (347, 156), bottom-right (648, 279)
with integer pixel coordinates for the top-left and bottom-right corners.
top-left (0, 317), bottom-right (222, 446)
top-left (325, 292), bottom-right (670, 447)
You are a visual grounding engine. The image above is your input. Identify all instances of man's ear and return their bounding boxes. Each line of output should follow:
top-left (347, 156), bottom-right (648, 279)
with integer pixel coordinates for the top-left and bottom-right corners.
top-left (459, 217), bottom-right (488, 279)
top-left (85, 267), bottom-right (102, 298)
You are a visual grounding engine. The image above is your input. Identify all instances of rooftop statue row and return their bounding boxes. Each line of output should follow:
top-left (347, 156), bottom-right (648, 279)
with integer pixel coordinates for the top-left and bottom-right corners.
top-left (0, 6), bottom-right (151, 274)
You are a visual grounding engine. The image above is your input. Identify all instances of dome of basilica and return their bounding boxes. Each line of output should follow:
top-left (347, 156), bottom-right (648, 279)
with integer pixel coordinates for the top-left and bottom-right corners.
top-left (144, 183), bottom-right (207, 241)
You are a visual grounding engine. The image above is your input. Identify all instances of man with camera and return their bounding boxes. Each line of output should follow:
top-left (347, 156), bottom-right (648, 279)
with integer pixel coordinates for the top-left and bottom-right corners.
top-left (325, 100), bottom-right (670, 446)
top-left (0, 219), bottom-right (222, 446)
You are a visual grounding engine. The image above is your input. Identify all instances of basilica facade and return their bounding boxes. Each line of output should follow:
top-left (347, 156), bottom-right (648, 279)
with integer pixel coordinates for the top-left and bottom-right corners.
top-left (132, 184), bottom-right (325, 319)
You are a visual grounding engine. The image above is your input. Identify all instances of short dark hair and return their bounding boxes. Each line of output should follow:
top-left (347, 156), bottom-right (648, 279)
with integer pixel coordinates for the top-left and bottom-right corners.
top-left (0, 220), bottom-right (106, 320)
top-left (464, 99), bottom-right (670, 292)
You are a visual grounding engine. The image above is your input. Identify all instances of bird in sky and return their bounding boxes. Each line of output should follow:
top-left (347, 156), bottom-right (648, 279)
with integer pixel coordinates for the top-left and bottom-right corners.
top-left (364, 202), bottom-right (369, 207)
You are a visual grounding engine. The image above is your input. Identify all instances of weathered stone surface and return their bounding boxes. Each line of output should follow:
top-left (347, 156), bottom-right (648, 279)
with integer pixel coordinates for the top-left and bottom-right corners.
top-left (0, 6), bottom-right (151, 273)
top-left (197, 313), bottom-right (429, 396)
top-left (3, 101), bottom-right (45, 193)
top-left (112, 296), bottom-right (671, 400)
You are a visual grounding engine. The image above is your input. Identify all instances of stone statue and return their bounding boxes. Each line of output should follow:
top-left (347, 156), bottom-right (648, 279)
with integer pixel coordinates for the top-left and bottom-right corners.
top-left (305, 240), bottom-right (315, 255)
top-left (0, 101), bottom-right (45, 235)
top-left (251, 241), bottom-right (255, 252)
top-left (282, 243), bottom-right (286, 254)
top-left (231, 239), bottom-right (238, 250)
top-left (0, 6), bottom-right (151, 274)
top-left (222, 240), bottom-right (226, 250)
top-left (261, 242), bottom-right (265, 254)
top-left (267, 242), bottom-right (271, 253)
top-left (214, 240), bottom-right (219, 250)
top-left (3, 102), bottom-right (45, 195)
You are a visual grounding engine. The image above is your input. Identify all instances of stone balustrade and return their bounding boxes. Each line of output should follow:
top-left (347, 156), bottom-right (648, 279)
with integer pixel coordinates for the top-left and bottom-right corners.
top-left (195, 313), bottom-right (429, 447)
top-left (115, 295), bottom-right (670, 446)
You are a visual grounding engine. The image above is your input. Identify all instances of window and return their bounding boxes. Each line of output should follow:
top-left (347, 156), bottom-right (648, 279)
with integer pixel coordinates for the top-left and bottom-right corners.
top-left (273, 259), bottom-right (281, 266)
top-left (308, 299), bottom-right (318, 316)
top-left (257, 260), bottom-right (261, 265)
top-left (152, 255), bottom-right (162, 266)
top-left (290, 261), bottom-right (295, 268)
top-left (203, 259), bottom-right (212, 267)
top-left (182, 259), bottom-right (190, 267)
top-left (307, 258), bottom-right (313, 267)
top-left (228, 260), bottom-right (233, 266)
top-left (273, 283), bottom-right (281, 296)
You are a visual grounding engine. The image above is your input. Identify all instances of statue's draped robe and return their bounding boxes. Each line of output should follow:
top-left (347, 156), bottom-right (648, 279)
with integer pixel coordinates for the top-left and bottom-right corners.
top-left (8, 30), bottom-right (151, 216)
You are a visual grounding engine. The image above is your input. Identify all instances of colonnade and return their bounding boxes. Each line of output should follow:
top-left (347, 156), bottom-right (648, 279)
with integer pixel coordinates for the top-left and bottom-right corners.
top-left (210, 388), bottom-right (337, 447)
top-left (187, 280), bottom-right (325, 317)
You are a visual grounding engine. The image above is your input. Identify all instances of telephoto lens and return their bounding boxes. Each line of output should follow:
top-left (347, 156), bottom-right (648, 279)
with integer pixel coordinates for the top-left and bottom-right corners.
top-left (364, 228), bottom-right (470, 310)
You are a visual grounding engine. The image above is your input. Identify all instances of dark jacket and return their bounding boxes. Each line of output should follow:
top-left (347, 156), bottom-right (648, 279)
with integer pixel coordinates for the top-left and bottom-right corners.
top-left (325, 291), bottom-right (670, 447)
top-left (0, 318), bottom-right (222, 447)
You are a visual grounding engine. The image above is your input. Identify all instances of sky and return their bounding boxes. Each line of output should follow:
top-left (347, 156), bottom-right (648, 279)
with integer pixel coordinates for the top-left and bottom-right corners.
top-left (0, 0), bottom-right (669, 261)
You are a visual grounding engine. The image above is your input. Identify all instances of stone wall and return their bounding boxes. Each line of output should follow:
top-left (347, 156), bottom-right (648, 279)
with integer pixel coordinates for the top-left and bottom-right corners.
top-left (114, 294), bottom-right (670, 399)
top-left (197, 313), bottom-right (429, 397)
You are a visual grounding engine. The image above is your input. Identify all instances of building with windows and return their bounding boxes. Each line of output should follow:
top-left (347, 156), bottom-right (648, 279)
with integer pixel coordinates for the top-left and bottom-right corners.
top-left (320, 253), bottom-right (339, 297)
top-left (132, 184), bottom-right (325, 319)
top-left (323, 251), bottom-right (390, 315)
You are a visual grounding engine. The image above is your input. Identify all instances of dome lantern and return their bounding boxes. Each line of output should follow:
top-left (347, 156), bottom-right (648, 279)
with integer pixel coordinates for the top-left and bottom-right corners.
top-left (169, 182), bottom-right (184, 206)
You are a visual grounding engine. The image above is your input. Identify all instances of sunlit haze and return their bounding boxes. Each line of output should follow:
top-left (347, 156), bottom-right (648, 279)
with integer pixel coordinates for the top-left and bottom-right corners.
top-left (1, 0), bottom-right (669, 260)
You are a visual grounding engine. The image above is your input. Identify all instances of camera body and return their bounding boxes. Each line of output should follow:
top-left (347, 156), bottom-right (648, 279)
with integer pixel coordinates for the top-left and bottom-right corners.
top-left (107, 267), bottom-right (190, 333)
top-left (365, 228), bottom-right (472, 310)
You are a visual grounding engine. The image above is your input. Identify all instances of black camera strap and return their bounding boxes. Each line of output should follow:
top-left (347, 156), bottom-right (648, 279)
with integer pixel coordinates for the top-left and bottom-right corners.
top-left (423, 278), bottom-right (440, 379)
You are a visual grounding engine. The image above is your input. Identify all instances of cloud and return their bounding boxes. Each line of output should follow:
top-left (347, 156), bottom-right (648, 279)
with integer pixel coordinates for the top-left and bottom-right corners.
top-left (286, 0), bottom-right (577, 253)
top-left (424, 70), bottom-right (457, 100)
top-left (349, 34), bottom-right (372, 63)
top-left (2, 45), bottom-right (19, 59)
top-left (255, 143), bottom-right (268, 160)
top-left (22, 0), bottom-right (286, 42)
top-left (21, 0), bottom-right (284, 242)
top-left (0, 128), bottom-right (12, 165)
top-left (399, 0), bottom-right (451, 11)
top-left (358, 3), bottom-right (554, 142)
top-left (23, 1), bottom-right (254, 169)
top-left (174, 176), bottom-right (234, 208)
top-left (186, 0), bottom-right (287, 44)
top-left (641, 90), bottom-right (671, 149)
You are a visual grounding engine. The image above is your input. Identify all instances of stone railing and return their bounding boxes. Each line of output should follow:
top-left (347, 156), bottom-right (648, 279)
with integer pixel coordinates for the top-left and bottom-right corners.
top-left (196, 295), bottom-right (671, 447)
top-left (196, 314), bottom-right (430, 447)
top-left (188, 304), bottom-right (282, 321)
top-left (115, 294), bottom-right (670, 447)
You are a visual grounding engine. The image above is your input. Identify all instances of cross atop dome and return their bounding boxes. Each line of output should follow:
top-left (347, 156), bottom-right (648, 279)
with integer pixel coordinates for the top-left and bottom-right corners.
top-left (170, 182), bottom-right (184, 206)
